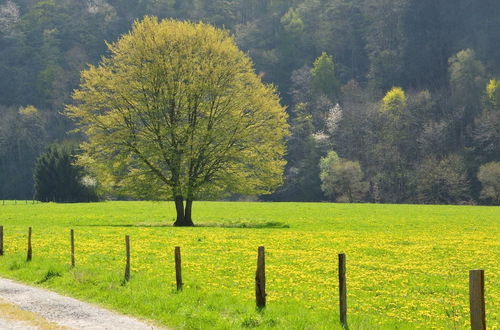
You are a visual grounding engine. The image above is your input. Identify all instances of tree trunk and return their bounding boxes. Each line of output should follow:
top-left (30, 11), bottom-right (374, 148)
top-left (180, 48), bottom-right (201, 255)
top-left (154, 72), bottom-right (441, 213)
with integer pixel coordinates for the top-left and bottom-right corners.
top-left (173, 196), bottom-right (194, 227)
top-left (173, 195), bottom-right (185, 226)
top-left (183, 199), bottom-right (194, 226)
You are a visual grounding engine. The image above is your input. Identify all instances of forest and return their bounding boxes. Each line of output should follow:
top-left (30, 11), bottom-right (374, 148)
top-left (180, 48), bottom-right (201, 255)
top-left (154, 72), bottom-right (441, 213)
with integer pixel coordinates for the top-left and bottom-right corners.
top-left (0, 0), bottom-right (499, 204)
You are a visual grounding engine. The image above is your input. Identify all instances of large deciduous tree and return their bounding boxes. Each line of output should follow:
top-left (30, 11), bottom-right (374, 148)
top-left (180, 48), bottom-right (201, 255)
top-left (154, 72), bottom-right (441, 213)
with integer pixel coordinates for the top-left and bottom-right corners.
top-left (66, 17), bottom-right (289, 226)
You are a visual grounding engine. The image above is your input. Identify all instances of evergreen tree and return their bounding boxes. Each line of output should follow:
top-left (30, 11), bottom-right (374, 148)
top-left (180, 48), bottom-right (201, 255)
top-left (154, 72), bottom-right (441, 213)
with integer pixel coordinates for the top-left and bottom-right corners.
top-left (311, 52), bottom-right (339, 101)
top-left (34, 142), bottom-right (98, 202)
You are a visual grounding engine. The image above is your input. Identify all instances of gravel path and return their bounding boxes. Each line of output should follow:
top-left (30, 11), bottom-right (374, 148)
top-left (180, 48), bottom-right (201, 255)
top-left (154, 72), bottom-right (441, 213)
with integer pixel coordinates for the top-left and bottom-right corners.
top-left (0, 277), bottom-right (161, 329)
top-left (0, 317), bottom-right (38, 329)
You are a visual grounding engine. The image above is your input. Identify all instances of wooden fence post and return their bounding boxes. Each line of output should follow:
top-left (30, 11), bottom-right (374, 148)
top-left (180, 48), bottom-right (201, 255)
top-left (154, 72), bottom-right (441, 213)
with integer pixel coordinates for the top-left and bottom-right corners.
top-left (174, 247), bottom-right (183, 290)
top-left (469, 270), bottom-right (486, 330)
top-left (70, 229), bottom-right (75, 267)
top-left (26, 227), bottom-right (32, 262)
top-left (0, 226), bottom-right (3, 256)
top-left (255, 246), bottom-right (266, 309)
top-left (124, 235), bottom-right (130, 282)
top-left (338, 253), bottom-right (347, 328)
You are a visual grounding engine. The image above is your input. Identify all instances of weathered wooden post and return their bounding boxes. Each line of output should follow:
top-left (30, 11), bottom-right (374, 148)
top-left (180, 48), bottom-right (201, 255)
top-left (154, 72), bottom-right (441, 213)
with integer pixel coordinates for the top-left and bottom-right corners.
top-left (469, 270), bottom-right (486, 330)
top-left (174, 247), bottom-right (183, 290)
top-left (26, 227), bottom-right (32, 261)
top-left (255, 246), bottom-right (266, 309)
top-left (0, 226), bottom-right (3, 256)
top-left (70, 229), bottom-right (75, 267)
top-left (124, 235), bottom-right (130, 282)
top-left (338, 253), bottom-right (347, 328)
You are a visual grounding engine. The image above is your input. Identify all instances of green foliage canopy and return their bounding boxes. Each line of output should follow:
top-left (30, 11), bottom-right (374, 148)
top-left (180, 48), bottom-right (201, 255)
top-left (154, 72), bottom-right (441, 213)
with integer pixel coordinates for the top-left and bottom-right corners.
top-left (416, 155), bottom-right (470, 204)
top-left (382, 86), bottom-right (407, 117)
top-left (311, 52), bottom-right (339, 100)
top-left (319, 151), bottom-right (367, 202)
top-left (34, 142), bottom-right (98, 203)
top-left (2, 0), bottom-right (500, 205)
top-left (485, 78), bottom-right (500, 112)
top-left (478, 162), bottom-right (500, 204)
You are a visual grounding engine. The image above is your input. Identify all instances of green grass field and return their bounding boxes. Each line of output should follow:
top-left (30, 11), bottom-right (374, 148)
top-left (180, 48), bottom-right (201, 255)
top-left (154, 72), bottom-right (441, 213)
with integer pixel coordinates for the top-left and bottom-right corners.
top-left (0, 201), bottom-right (498, 329)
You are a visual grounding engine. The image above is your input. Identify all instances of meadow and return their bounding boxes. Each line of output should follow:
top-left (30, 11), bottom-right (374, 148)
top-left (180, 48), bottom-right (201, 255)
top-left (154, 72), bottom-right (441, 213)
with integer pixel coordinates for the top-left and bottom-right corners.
top-left (0, 201), bottom-right (498, 329)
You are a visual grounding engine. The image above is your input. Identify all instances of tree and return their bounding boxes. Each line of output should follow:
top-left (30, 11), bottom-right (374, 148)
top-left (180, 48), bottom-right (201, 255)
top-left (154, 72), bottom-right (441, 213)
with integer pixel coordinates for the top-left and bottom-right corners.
top-left (449, 49), bottom-right (485, 112)
top-left (472, 79), bottom-right (500, 164)
top-left (418, 121), bottom-right (449, 158)
top-left (311, 52), bottom-right (339, 101)
top-left (273, 103), bottom-right (324, 202)
top-left (375, 86), bottom-right (414, 202)
top-left (485, 78), bottom-right (500, 112)
top-left (320, 151), bottom-right (367, 203)
top-left (400, 0), bottom-right (445, 89)
top-left (66, 17), bottom-right (289, 226)
top-left (448, 49), bottom-right (486, 143)
top-left (477, 162), bottom-right (500, 204)
top-left (0, 105), bottom-right (48, 199)
top-left (334, 80), bottom-right (377, 168)
top-left (364, 0), bottom-right (406, 91)
top-left (325, 103), bottom-right (343, 137)
top-left (34, 142), bottom-right (98, 203)
top-left (416, 155), bottom-right (470, 204)
top-left (382, 86), bottom-right (407, 118)
top-left (0, 1), bottom-right (20, 38)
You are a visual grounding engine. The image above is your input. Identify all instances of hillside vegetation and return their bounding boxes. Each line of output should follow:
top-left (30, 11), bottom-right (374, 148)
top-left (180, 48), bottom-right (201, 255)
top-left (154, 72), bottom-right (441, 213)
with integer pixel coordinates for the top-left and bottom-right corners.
top-left (1, 0), bottom-right (499, 204)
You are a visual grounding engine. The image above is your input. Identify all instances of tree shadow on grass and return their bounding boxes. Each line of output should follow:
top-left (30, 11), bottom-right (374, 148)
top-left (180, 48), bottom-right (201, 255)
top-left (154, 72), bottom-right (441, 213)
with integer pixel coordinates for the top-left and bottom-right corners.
top-left (197, 221), bottom-right (290, 229)
top-left (78, 221), bottom-right (289, 229)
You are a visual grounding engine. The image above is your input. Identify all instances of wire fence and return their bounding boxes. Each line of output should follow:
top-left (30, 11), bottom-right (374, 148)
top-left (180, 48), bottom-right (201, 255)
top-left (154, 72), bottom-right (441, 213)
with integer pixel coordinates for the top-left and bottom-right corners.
top-left (0, 225), bottom-right (489, 330)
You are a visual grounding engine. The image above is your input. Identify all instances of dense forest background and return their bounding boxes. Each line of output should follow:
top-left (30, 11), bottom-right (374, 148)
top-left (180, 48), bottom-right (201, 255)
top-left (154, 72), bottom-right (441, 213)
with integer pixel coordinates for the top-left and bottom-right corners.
top-left (1, 0), bottom-right (499, 204)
